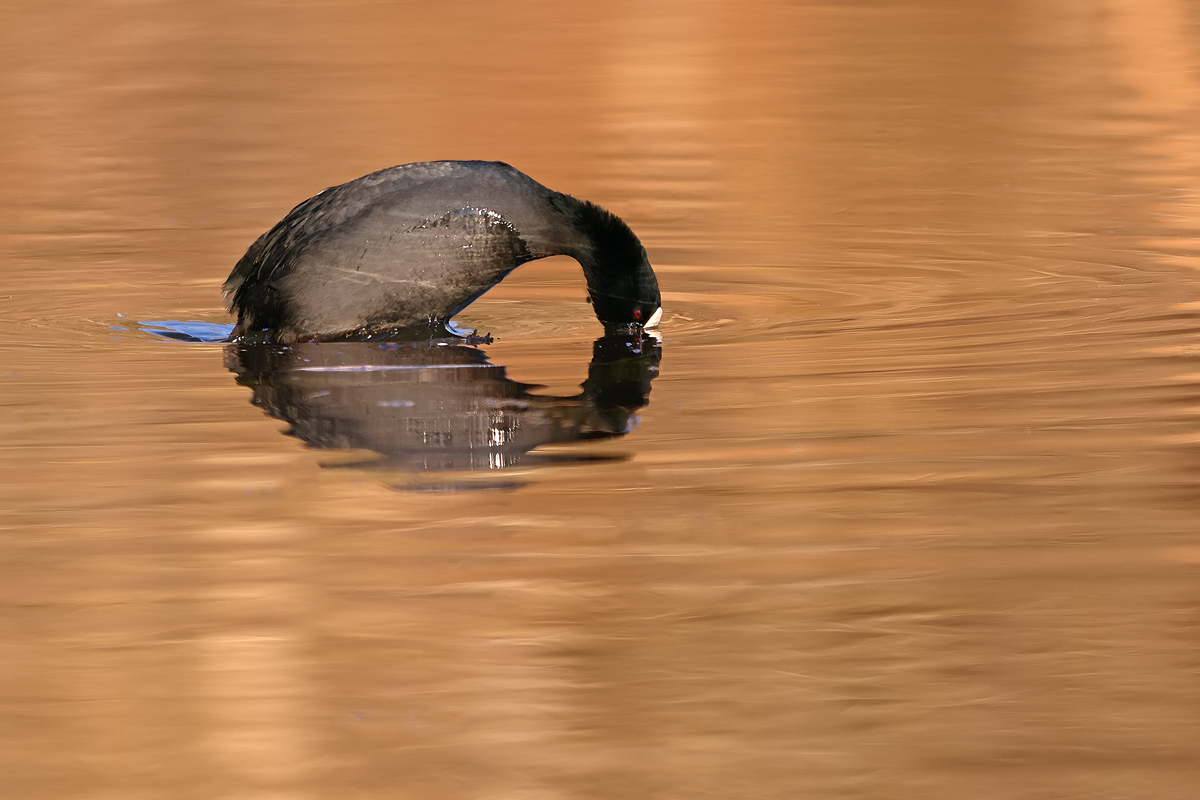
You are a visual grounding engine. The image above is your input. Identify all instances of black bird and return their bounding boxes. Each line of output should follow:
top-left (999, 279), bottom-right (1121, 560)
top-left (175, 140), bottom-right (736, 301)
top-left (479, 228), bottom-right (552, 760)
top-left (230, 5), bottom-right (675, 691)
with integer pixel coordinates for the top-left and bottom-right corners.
top-left (223, 161), bottom-right (662, 342)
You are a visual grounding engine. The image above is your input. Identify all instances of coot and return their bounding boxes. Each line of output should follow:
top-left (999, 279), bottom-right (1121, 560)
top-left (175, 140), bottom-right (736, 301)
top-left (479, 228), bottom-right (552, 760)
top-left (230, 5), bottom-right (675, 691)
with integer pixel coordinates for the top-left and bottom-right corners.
top-left (223, 161), bottom-right (662, 342)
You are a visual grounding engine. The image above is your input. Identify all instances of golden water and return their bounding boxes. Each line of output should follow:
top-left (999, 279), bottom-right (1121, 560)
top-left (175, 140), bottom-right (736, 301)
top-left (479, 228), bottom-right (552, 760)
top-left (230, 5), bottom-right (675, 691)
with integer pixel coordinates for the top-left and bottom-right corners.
top-left (3, 1), bottom-right (1200, 797)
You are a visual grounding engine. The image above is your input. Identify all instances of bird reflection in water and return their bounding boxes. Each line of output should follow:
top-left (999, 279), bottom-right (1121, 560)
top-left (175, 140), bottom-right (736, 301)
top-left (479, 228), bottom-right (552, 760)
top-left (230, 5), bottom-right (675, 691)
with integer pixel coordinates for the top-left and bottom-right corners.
top-left (224, 329), bottom-right (661, 484)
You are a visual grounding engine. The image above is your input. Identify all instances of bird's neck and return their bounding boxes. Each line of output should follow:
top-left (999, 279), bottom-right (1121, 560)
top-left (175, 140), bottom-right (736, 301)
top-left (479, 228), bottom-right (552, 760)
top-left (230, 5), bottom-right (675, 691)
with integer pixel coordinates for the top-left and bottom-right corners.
top-left (547, 193), bottom-right (650, 299)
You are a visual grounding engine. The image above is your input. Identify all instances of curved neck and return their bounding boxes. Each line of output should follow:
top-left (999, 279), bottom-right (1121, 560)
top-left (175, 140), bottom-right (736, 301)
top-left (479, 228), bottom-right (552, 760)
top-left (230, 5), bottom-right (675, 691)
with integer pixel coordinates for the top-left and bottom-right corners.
top-left (543, 193), bottom-right (659, 315)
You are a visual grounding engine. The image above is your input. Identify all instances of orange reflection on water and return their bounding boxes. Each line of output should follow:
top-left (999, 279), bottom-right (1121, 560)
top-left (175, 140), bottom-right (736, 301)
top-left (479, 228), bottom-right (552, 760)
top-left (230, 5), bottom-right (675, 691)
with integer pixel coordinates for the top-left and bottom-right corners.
top-left (3, 1), bottom-right (1200, 798)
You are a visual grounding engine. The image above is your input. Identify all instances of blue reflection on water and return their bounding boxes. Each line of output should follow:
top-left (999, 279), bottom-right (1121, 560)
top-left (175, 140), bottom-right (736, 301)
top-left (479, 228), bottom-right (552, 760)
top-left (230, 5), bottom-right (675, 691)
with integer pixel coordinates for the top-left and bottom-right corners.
top-left (139, 320), bottom-right (235, 343)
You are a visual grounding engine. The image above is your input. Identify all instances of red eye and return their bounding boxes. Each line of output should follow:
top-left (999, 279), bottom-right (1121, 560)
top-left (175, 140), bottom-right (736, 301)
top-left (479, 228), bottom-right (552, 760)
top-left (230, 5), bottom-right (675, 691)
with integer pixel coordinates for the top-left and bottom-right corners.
top-left (633, 309), bottom-right (642, 320)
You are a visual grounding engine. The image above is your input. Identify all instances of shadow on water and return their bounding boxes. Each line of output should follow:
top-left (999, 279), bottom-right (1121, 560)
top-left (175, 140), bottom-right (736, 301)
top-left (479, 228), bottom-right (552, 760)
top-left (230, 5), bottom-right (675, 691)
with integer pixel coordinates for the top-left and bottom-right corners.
top-left (222, 332), bottom-right (662, 490)
top-left (140, 319), bottom-right (662, 490)
top-left (139, 320), bottom-right (662, 489)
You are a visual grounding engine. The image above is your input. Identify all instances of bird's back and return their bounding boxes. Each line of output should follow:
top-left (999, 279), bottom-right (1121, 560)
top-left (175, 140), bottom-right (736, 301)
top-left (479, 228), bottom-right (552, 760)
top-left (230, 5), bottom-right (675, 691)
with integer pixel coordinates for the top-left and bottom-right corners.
top-left (224, 161), bottom-right (569, 339)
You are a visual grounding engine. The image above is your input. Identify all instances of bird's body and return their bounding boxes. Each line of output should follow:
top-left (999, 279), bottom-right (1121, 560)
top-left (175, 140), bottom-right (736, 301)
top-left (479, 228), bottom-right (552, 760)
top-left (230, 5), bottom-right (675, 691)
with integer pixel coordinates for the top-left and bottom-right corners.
top-left (224, 161), bottom-right (661, 342)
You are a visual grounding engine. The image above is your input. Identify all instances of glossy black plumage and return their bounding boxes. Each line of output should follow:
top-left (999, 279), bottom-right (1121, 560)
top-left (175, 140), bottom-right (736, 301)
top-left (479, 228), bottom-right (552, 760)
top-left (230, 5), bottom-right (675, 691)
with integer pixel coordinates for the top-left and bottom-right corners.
top-left (224, 161), bottom-right (661, 342)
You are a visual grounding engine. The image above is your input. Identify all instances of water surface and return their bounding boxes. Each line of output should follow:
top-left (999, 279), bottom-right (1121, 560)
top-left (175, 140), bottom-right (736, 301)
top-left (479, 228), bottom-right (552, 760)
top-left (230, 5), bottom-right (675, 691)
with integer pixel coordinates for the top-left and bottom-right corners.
top-left (3, 1), bottom-right (1200, 797)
